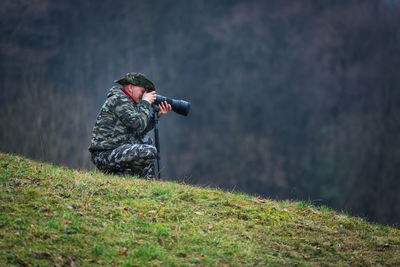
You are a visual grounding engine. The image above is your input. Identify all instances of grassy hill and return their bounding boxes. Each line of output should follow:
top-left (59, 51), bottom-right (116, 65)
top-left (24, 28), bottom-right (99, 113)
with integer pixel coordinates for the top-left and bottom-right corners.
top-left (0, 153), bottom-right (399, 266)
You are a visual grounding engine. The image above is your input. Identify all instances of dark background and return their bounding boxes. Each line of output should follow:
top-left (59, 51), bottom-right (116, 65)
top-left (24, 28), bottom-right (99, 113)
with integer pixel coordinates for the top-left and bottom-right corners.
top-left (1, 0), bottom-right (400, 226)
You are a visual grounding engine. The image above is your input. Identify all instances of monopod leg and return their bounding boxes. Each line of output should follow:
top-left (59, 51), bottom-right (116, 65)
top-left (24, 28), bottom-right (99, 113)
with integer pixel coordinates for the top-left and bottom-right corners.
top-left (153, 108), bottom-right (161, 179)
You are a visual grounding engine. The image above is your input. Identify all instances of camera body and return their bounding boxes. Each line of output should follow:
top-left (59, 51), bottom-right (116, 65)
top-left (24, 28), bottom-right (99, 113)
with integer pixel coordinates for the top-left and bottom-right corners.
top-left (154, 94), bottom-right (190, 116)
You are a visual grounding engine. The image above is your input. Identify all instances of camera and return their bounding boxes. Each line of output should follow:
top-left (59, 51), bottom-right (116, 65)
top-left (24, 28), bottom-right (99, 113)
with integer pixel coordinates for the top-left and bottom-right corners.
top-left (155, 94), bottom-right (191, 116)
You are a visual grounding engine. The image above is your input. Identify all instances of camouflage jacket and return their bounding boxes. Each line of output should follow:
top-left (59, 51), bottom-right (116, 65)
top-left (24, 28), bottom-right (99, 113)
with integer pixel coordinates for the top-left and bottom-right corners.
top-left (88, 86), bottom-right (154, 152)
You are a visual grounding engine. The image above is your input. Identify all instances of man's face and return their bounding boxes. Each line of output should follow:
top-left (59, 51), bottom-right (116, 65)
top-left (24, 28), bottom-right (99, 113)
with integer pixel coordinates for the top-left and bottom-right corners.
top-left (131, 86), bottom-right (146, 101)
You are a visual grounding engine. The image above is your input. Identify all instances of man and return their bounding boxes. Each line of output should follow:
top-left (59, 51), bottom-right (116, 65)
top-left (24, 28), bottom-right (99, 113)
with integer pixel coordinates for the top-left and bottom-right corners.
top-left (88, 72), bottom-right (172, 179)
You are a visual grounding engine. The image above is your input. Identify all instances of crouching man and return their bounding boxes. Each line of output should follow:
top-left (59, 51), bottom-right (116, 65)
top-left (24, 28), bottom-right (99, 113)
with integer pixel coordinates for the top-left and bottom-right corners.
top-left (88, 72), bottom-right (171, 179)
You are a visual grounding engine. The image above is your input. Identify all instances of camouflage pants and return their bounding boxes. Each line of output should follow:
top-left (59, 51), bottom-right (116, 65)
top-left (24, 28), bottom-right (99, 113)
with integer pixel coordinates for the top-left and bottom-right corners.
top-left (91, 140), bottom-right (157, 179)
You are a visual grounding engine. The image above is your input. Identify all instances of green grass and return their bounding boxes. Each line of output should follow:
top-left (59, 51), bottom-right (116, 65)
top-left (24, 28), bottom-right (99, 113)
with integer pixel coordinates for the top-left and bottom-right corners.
top-left (0, 153), bottom-right (399, 266)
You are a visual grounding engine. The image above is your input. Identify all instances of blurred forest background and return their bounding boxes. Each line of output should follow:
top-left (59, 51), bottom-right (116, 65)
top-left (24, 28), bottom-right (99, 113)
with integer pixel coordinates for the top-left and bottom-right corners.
top-left (1, 0), bottom-right (400, 226)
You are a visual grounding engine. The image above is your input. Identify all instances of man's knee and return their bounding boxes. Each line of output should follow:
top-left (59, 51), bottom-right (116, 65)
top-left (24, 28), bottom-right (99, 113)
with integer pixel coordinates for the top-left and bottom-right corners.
top-left (137, 144), bottom-right (157, 160)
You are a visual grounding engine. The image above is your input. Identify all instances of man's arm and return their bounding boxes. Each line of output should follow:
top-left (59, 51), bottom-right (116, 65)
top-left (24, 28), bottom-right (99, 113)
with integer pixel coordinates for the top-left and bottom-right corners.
top-left (114, 91), bottom-right (171, 135)
top-left (114, 98), bottom-right (153, 135)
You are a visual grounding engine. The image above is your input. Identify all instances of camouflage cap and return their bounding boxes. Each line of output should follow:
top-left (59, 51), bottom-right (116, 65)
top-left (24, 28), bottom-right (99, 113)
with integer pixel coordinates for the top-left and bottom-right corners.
top-left (114, 72), bottom-right (156, 91)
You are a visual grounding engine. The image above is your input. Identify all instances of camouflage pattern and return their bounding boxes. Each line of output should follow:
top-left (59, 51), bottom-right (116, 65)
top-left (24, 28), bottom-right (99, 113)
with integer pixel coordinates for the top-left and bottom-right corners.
top-left (90, 140), bottom-right (157, 179)
top-left (114, 72), bottom-right (156, 91)
top-left (89, 86), bottom-right (154, 152)
top-left (88, 86), bottom-right (157, 178)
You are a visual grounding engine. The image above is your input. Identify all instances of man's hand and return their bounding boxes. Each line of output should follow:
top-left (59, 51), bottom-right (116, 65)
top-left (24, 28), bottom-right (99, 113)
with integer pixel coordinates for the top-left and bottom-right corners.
top-left (142, 91), bottom-right (156, 104)
top-left (158, 101), bottom-right (172, 117)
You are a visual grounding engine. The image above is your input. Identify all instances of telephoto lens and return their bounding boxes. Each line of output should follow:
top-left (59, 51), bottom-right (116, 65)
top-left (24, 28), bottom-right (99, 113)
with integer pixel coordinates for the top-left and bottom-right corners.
top-left (155, 95), bottom-right (191, 116)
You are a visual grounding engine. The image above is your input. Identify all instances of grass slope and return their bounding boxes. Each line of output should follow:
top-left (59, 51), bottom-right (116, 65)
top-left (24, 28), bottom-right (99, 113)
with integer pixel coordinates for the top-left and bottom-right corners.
top-left (0, 153), bottom-right (399, 266)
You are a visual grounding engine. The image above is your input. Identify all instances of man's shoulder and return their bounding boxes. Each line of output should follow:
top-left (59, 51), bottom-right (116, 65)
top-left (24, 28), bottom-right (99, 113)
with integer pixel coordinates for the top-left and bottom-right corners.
top-left (106, 86), bottom-right (124, 99)
top-left (105, 87), bottom-right (130, 105)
